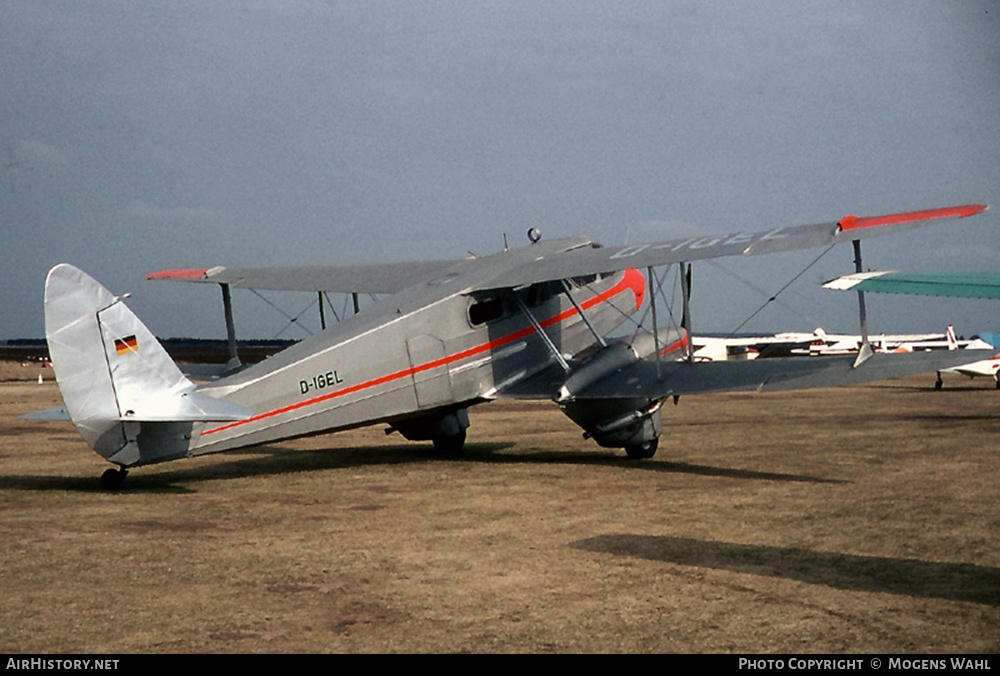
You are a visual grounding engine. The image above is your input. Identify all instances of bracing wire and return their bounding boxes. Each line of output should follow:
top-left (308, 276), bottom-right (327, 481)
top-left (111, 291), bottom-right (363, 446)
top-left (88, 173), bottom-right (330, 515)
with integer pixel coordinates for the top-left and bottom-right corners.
top-left (322, 291), bottom-right (341, 324)
top-left (718, 243), bottom-right (837, 338)
top-left (246, 289), bottom-right (316, 339)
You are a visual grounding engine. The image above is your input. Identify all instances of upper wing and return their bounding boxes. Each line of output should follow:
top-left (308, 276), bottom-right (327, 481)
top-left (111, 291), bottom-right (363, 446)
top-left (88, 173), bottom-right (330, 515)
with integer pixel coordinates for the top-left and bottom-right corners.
top-left (147, 204), bottom-right (988, 294)
top-left (823, 270), bottom-right (1000, 300)
top-left (147, 259), bottom-right (467, 294)
top-left (475, 204), bottom-right (989, 291)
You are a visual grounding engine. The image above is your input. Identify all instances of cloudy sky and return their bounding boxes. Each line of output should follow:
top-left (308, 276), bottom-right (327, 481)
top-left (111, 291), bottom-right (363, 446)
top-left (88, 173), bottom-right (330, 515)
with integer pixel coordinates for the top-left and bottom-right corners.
top-left (2, 1), bottom-right (998, 341)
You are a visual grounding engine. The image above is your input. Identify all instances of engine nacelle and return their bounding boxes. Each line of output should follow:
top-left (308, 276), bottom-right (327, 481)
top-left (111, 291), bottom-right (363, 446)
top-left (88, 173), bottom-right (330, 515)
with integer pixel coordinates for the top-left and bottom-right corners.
top-left (557, 341), bottom-right (638, 403)
top-left (553, 330), bottom-right (683, 457)
top-left (557, 328), bottom-right (686, 402)
top-left (560, 395), bottom-right (662, 445)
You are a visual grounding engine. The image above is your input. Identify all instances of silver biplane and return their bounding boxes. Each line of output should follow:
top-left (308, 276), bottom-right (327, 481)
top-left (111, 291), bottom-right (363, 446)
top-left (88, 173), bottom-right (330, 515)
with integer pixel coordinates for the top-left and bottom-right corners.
top-left (42, 204), bottom-right (989, 488)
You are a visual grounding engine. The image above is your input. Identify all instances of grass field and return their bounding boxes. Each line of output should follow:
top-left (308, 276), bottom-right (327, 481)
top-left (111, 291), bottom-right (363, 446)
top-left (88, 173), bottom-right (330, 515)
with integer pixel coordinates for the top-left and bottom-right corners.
top-left (1, 370), bottom-right (997, 653)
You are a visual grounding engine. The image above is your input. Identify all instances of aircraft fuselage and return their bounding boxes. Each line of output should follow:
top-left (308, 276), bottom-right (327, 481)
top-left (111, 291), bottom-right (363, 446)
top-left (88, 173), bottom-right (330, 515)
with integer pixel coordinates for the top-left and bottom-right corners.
top-left (184, 243), bottom-right (645, 457)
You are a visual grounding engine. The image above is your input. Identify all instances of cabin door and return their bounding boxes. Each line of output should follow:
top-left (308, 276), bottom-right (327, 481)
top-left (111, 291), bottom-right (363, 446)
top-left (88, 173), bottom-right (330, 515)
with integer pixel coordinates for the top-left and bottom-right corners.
top-left (406, 335), bottom-right (454, 408)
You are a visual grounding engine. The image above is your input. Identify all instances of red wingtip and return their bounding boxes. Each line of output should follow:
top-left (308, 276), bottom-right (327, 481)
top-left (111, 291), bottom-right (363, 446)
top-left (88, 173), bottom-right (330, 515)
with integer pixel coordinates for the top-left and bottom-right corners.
top-left (838, 204), bottom-right (988, 232)
top-left (146, 268), bottom-right (209, 280)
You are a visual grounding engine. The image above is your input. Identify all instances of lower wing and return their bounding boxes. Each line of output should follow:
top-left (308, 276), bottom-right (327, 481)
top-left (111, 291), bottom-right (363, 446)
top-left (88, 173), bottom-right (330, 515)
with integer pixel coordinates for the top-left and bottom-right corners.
top-left (568, 351), bottom-right (981, 399)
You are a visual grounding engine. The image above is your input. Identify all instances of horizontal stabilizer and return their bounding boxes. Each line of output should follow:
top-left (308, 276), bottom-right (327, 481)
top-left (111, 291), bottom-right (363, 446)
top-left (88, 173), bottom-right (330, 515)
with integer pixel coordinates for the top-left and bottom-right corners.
top-left (19, 397), bottom-right (247, 422)
top-left (568, 350), bottom-right (985, 399)
top-left (19, 407), bottom-right (70, 421)
top-left (115, 390), bottom-right (250, 422)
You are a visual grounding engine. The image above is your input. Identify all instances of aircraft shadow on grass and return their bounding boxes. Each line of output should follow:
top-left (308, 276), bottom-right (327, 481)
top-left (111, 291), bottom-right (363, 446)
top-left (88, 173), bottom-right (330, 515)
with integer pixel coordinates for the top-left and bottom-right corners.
top-left (0, 439), bottom-right (847, 493)
top-left (571, 534), bottom-right (1000, 606)
top-left (0, 442), bottom-right (500, 493)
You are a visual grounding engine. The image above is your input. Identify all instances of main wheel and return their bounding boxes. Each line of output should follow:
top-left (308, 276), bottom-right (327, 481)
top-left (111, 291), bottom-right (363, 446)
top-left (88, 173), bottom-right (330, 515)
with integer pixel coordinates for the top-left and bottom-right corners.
top-left (624, 439), bottom-right (658, 459)
top-left (432, 429), bottom-right (467, 455)
top-left (100, 467), bottom-right (128, 490)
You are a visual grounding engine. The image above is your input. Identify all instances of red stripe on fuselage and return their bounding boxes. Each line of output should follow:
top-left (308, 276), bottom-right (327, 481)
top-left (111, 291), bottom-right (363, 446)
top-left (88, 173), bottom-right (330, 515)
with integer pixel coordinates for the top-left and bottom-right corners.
top-left (200, 269), bottom-right (645, 437)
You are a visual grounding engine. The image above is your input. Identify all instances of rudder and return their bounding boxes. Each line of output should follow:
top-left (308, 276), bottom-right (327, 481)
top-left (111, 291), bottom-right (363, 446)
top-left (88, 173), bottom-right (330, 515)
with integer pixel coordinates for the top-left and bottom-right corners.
top-left (44, 264), bottom-right (249, 467)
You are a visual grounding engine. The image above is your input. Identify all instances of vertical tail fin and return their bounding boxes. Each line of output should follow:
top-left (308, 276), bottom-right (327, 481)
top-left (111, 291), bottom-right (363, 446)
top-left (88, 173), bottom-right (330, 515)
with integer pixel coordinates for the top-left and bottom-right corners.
top-left (44, 264), bottom-right (249, 466)
top-left (946, 325), bottom-right (959, 350)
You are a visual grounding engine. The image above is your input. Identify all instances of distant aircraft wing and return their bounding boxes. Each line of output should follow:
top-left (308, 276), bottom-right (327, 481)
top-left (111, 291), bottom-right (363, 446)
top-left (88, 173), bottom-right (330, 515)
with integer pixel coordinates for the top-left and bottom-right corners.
top-left (148, 259), bottom-right (468, 294)
top-left (474, 204), bottom-right (989, 291)
top-left (567, 350), bottom-right (982, 400)
top-left (823, 270), bottom-right (1000, 300)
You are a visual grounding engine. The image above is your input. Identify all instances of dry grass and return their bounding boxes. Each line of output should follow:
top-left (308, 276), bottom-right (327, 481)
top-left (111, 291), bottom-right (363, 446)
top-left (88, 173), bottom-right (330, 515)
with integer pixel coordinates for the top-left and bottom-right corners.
top-left (0, 359), bottom-right (52, 383)
top-left (1, 372), bottom-right (998, 653)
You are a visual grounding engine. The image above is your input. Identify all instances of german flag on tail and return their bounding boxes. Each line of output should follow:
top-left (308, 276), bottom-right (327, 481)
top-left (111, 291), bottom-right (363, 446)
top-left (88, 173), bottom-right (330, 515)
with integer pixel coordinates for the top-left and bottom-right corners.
top-left (114, 335), bottom-right (138, 356)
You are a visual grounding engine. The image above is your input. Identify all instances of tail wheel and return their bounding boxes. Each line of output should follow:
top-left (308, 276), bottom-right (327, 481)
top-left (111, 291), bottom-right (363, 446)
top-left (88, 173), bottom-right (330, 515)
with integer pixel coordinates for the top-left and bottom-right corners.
top-left (100, 467), bottom-right (128, 490)
top-left (624, 439), bottom-right (658, 459)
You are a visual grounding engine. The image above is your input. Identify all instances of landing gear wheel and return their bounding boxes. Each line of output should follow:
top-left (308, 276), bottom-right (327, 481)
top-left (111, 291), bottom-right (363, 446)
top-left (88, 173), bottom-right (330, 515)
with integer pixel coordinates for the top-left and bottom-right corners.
top-left (432, 429), bottom-right (466, 455)
top-left (934, 373), bottom-right (943, 390)
top-left (100, 467), bottom-right (128, 490)
top-left (624, 439), bottom-right (658, 459)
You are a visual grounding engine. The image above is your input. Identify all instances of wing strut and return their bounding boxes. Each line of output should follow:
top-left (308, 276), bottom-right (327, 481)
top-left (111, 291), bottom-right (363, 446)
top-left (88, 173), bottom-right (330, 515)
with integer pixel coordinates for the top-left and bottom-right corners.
top-left (851, 239), bottom-right (873, 367)
top-left (560, 280), bottom-right (607, 349)
top-left (220, 283), bottom-right (241, 370)
top-left (680, 262), bottom-right (693, 363)
top-left (647, 267), bottom-right (661, 376)
top-left (509, 291), bottom-right (570, 372)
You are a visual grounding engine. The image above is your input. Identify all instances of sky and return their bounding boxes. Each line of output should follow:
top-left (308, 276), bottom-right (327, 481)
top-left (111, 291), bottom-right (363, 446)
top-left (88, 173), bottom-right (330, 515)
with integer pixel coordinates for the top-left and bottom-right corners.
top-left (2, 1), bottom-right (998, 341)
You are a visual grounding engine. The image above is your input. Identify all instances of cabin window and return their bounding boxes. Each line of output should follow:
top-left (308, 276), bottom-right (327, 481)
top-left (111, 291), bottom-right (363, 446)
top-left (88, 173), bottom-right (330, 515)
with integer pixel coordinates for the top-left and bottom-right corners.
top-left (468, 295), bottom-right (504, 326)
top-left (468, 280), bottom-right (566, 327)
top-left (513, 280), bottom-right (563, 308)
top-left (571, 271), bottom-right (613, 287)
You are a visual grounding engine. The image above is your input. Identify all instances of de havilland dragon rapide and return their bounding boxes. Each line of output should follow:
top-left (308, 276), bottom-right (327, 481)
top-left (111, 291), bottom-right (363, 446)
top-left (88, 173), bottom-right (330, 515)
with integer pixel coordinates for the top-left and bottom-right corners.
top-left (39, 203), bottom-right (989, 488)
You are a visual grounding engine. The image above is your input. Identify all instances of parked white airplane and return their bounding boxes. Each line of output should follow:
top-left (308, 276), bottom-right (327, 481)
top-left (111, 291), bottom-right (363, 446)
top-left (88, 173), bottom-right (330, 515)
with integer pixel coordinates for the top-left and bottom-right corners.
top-left (936, 356), bottom-right (1000, 389)
top-left (692, 326), bottom-right (986, 362)
top-left (928, 326), bottom-right (999, 389)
